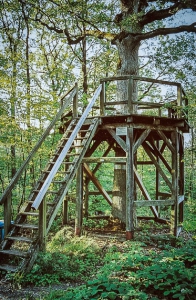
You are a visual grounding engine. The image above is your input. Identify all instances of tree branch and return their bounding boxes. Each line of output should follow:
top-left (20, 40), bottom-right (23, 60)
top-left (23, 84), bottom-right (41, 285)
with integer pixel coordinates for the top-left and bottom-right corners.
top-left (135, 23), bottom-right (196, 42)
top-left (140, 1), bottom-right (196, 26)
top-left (35, 16), bottom-right (116, 44)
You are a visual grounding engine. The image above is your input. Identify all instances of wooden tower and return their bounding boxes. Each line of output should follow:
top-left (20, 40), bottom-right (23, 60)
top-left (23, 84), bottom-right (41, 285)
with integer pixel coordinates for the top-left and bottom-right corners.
top-left (0, 76), bottom-right (189, 273)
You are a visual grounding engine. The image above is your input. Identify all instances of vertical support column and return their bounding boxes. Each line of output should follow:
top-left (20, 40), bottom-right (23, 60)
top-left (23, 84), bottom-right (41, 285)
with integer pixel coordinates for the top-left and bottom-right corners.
top-left (100, 81), bottom-right (105, 116)
top-left (156, 140), bottom-right (160, 217)
top-left (177, 85), bottom-right (182, 118)
top-left (170, 131), bottom-right (179, 236)
top-left (126, 126), bottom-right (134, 240)
top-left (39, 197), bottom-right (47, 251)
top-left (84, 174), bottom-right (89, 218)
top-left (73, 82), bottom-right (78, 118)
top-left (62, 197), bottom-right (69, 225)
top-left (127, 77), bottom-right (134, 114)
top-left (179, 134), bottom-right (184, 224)
top-left (75, 164), bottom-right (83, 236)
top-left (4, 192), bottom-right (12, 237)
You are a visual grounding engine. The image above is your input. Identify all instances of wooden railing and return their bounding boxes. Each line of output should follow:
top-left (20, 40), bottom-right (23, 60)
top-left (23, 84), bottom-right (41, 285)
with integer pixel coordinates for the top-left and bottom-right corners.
top-left (0, 85), bottom-right (78, 236)
top-left (100, 76), bottom-right (188, 119)
top-left (31, 84), bottom-right (102, 211)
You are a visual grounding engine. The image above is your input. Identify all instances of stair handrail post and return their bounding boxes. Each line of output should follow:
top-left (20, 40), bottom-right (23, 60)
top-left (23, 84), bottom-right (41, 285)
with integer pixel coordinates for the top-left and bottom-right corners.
top-left (0, 87), bottom-right (77, 206)
top-left (177, 84), bottom-right (182, 118)
top-left (4, 192), bottom-right (12, 237)
top-left (31, 84), bottom-right (102, 211)
top-left (100, 80), bottom-right (105, 116)
top-left (73, 82), bottom-right (78, 118)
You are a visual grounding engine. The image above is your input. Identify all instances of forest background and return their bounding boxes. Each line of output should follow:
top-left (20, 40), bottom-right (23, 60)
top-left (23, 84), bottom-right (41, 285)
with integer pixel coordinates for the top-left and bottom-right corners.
top-left (0, 0), bottom-right (196, 298)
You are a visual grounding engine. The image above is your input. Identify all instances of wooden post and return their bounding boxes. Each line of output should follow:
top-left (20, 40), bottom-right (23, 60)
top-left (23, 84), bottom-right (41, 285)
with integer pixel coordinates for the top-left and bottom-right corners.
top-left (100, 81), bottom-right (105, 116)
top-left (156, 140), bottom-right (160, 217)
top-left (170, 131), bottom-right (178, 236)
top-left (179, 134), bottom-right (184, 224)
top-left (126, 126), bottom-right (134, 240)
top-left (83, 174), bottom-right (89, 218)
top-left (73, 82), bottom-right (78, 118)
top-left (4, 192), bottom-right (12, 237)
top-left (177, 85), bottom-right (182, 118)
top-left (75, 164), bottom-right (83, 236)
top-left (39, 196), bottom-right (47, 251)
top-left (62, 197), bottom-right (69, 225)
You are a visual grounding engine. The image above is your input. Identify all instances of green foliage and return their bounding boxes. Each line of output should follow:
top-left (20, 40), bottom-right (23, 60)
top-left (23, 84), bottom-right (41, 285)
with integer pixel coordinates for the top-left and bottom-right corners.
top-left (183, 200), bottom-right (196, 233)
top-left (45, 238), bottom-right (196, 299)
top-left (22, 228), bottom-right (102, 286)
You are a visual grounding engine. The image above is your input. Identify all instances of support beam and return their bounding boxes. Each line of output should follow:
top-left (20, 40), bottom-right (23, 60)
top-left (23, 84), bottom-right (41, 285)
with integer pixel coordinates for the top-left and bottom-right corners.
top-left (4, 193), bottom-right (12, 237)
top-left (39, 197), bottom-right (47, 251)
top-left (126, 127), bottom-right (134, 240)
top-left (75, 164), bottom-right (83, 236)
top-left (170, 131), bottom-right (179, 236)
top-left (83, 163), bottom-right (112, 205)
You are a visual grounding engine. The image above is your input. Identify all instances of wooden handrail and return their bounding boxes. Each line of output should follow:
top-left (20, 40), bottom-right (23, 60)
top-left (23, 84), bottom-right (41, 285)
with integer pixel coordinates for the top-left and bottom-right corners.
top-left (31, 84), bottom-right (102, 210)
top-left (100, 75), bottom-right (188, 118)
top-left (0, 87), bottom-right (77, 205)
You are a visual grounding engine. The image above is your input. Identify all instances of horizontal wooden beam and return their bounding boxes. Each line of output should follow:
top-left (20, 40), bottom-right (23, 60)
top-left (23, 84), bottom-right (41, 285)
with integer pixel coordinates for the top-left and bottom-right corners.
top-left (88, 191), bottom-right (113, 195)
top-left (134, 199), bottom-right (174, 207)
top-left (83, 157), bottom-right (126, 163)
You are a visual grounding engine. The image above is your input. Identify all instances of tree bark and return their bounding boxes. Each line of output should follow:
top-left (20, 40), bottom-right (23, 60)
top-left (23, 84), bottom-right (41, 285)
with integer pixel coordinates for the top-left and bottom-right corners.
top-left (112, 35), bottom-right (140, 224)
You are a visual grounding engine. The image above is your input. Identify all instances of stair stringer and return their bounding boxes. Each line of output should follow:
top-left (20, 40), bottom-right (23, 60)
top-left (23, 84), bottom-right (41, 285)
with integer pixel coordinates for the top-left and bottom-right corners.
top-left (46, 117), bottom-right (100, 233)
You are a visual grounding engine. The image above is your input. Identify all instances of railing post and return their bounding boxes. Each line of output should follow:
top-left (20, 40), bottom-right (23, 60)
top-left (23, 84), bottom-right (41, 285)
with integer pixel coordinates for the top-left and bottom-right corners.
top-left (4, 192), bottom-right (12, 237)
top-left (128, 77), bottom-right (134, 114)
top-left (73, 82), bottom-right (78, 118)
top-left (100, 81), bottom-right (105, 116)
top-left (177, 84), bottom-right (182, 118)
top-left (39, 196), bottom-right (47, 251)
top-left (75, 164), bottom-right (83, 236)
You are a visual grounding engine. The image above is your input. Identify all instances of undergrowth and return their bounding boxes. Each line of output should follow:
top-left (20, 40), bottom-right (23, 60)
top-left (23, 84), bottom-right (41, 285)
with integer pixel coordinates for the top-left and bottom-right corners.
top-left (7, 221), bottom-right (196, 299)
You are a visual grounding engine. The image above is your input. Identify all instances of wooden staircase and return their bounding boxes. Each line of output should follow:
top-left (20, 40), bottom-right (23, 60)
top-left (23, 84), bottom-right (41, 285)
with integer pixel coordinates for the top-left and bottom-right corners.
top-left (0, 112), bottom-right (99, 273)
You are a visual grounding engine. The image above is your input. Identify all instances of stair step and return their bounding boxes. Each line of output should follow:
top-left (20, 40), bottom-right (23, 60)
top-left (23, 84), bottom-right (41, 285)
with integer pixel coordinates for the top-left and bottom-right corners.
top-left (52, 180), bottom-right (67, 184)
top-left (20, 212), bottom-right (39, 217)
top-left (6, 236), bottom-right (34, 243)
top-left (0, 264), bottom-right (18, 272)
top-left (66, 153), bottom-right (79, 157)
top-left (0, 249), bottom-right (29, 258)
top-left (46, 190), bottom-right (59, 194)
top-left (14, 223), bottom-right (38, 230)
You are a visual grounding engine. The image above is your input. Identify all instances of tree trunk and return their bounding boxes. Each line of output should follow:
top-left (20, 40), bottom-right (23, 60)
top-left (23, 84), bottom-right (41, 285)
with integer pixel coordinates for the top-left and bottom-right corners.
top-left (112, 36), bottom-right (140, 224)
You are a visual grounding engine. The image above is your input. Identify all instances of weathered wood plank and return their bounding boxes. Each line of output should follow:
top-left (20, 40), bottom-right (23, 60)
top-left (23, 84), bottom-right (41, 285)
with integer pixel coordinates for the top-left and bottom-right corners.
top-left (170, 131), bottom-right (179, 236)
top-left (157, 130), bottom-right (175, 153)
top-left (82, 157), bottom-right (126, 163)
top-left (75, 164), bottom-right (83, 236)
top-left (134, 199), bottom-right (174, 207)
top-left (126, 126), bottom-right (134, 239)
top-left (133, 129), bottom-right (151, 153)
top-left (100, 81), bottom-right (105, 115)
top-left (106, 128), bottom-right (127, 152)
top-left (39, 197), bottom-right (47, 251)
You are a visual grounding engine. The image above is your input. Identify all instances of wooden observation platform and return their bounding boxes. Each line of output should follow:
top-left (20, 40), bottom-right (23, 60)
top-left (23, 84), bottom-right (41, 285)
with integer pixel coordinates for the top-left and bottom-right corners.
top-left (0, 76), bottom-right (189, 273)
